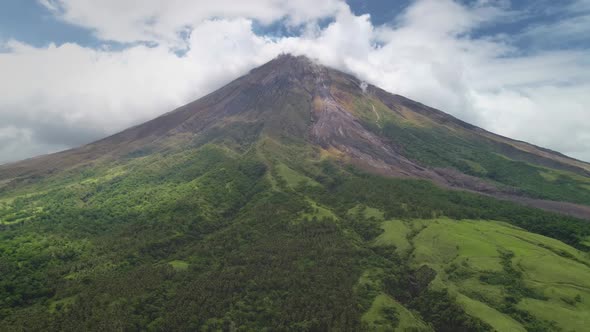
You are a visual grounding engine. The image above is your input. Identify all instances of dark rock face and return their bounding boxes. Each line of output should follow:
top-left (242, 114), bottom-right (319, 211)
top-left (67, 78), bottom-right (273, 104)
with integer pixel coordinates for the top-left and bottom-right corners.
top-left (2, 54), bottom-right (590, 219)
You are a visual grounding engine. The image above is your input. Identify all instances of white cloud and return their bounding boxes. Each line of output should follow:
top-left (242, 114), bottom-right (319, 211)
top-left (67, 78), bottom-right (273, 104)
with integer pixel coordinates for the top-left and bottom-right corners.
top-left (0, 126), bottom-right (66, 164)
top-left (1, 0), bottom-right (589, 164)
top-left (0, 19), bottom-right (278, 158)
top-left (38, 0), bottom-right (345, 48)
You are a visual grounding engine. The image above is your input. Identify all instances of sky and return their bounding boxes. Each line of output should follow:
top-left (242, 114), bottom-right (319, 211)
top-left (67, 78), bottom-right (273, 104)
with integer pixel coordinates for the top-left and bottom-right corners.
top-left (0, 0), bottom-right (589, 164)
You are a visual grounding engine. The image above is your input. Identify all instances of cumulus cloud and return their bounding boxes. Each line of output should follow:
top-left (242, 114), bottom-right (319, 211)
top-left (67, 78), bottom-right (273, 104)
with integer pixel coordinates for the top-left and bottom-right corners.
top-left (0, 19), bottom-right (276, 164)
top-left (0, 126), bottom-right (66, 164)
top-left (0, 0), bottom-right (589, 164)
top-left (38, 0), bottom-right (345, 48)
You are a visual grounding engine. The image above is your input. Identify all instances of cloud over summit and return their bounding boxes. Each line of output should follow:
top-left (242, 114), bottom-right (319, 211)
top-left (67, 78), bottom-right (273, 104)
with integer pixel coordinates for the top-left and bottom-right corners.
top-left (0, 0), bottom-right (589, 163)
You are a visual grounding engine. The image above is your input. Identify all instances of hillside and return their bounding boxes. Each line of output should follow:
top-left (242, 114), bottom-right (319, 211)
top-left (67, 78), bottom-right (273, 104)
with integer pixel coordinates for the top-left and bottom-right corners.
top-left (3, 55), bottom-right (590, 218)
top-left (1, 54), bottom-right (590, 331)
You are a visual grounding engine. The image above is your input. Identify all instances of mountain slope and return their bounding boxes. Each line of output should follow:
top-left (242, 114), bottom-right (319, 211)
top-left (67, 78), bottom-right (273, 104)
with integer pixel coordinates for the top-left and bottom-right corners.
top-left (2, 54), bottom-right (590, 331)
top-left (2, 54), bottom-right (589, 217)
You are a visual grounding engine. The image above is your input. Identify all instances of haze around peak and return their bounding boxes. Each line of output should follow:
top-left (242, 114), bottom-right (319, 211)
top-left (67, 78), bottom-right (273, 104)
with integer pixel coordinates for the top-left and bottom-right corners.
top-left (0, 0), bottom-right (589, 163)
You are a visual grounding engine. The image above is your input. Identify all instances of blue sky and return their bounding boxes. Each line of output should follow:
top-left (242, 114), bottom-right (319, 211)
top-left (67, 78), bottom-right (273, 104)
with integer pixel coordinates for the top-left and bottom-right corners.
top-left (3, 0), bottom-right (587, 50)
top-left (0, 0), bottom-right (589, 163)
top-left (0, 0), bottom-right (401, 48)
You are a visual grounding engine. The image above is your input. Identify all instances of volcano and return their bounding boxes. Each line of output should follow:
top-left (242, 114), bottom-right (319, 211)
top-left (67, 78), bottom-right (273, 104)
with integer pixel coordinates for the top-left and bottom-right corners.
top-left (3, 54), bottom-right (590, 218)
top-left (2, 54), bottom-right (590, 331)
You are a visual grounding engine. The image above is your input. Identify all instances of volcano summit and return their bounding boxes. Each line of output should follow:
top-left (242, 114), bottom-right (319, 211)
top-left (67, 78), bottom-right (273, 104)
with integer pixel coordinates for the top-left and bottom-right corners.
top-left (2, 55), bottom-right (590, 331)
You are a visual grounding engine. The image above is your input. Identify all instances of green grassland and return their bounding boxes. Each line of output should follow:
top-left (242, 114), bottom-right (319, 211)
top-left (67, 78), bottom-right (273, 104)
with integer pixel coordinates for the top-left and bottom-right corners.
top-left (362, 293), bottom-right (431, 331)
top-left (4, 59), bottom-right (590, 330)
top-left (168, 260), bottom-right (189, 271)
top-left (349, 205), bottom-right (386, 221)
top-left (275, 163), bottom-right (321, 188)
top-left (2, 135), bottom-right (590, 330)
top-left (374, 220), bottom-right (412, 253)
top-left (373, 218), bottom-right (590, 331)
top-left (300, 198), bottom-right (338, 222)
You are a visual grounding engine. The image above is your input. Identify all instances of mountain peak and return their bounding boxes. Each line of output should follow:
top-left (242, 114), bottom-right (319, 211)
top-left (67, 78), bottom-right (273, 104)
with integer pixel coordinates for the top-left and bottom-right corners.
top-left (246, 53), bottom-right (322, 87)
top-left (4, 50), bottom-right (590, 332)
top-left (268, 53), bottom-right (317, 69)
top-left (2, 55), bottom-right (590, 220)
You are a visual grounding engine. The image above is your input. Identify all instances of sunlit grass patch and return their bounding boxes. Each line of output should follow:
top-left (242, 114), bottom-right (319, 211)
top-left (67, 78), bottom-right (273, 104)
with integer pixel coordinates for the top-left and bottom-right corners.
top-left (48, 296), bottom-right (77, 314)
top-left (169, 260), bottom-right (189, 271)
top-left (362, 293), bottom-right (431, 332)
top-left (457, 293), bottom-right (525, 332)
top-left (405, 218), bottom-right (590, 331)
top-left (300, 198), bottom-right (337, 221)
top-left (374, 220), bottom-right (411, 253)
top-left (348, 204), bottom-right (385, 220)
top-left (275, 163), bottom-right (320, 188)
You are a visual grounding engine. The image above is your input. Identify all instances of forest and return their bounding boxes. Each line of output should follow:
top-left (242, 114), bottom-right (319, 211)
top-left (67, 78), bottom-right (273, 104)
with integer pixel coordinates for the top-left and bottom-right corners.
top-left (2, 141), bottom-right (590, 331)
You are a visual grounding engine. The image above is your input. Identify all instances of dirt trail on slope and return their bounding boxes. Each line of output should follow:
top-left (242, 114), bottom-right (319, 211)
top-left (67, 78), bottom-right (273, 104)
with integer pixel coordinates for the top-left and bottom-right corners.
top-left (371, 104), bottom-right (381, 122)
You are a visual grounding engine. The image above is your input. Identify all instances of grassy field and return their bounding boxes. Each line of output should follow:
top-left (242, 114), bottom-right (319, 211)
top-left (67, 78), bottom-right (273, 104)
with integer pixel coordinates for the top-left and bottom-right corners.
top-left (168, 260), bottom-right (189, 271)
top-left (300, 198), bottom-right (338, 221)
top-left (362, 293), bottom-right (431, 331)
top-left (374, 220), bottom-right (412, 253)
top-left (348, 205), bottom-right (385, 220)
top-left (275, 163), bottom-right (318, 188)
top-left (3, 138), bottom-right (590, 330)
top-left (3, 56), bottom-right (590, 330)
top-left (372, 217), bottom-right (590, 331)
top-left (456, 294), bottom-right (525, 332)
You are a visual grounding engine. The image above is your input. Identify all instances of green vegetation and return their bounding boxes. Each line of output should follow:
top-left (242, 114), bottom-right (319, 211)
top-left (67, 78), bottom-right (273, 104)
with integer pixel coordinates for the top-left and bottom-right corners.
top-left (4, 55), bottom-right (590, 331)
top-left (375, 120), bottom-right (590, 205)
top-left (168, 260), bottom-right (189, 271)
top-left (0, 143), bottom-right (361, 330)
top-left (349, 205), bottom-right (385, 221)
top-left (2, 134), bottom-right (590, 330)
top-left (300, 198), bottom-right (337, 222)
top-left (374, 220), bottom-right (412, 253)
top-left (373, 218), bottom-right (590, 331)
top-left (275, 163), bottom-right (320, 188)
top-left (362, 294), bottom-right (431, 331)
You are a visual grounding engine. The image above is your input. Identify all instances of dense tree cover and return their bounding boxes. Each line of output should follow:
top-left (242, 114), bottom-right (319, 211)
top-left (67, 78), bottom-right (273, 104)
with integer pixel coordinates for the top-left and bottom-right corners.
top-left (374, 247), bottom-right (492, 332)
top-left (377, 121), bottom-right (590, 206)
top-left (1, 146), bottom-right (361, 331)
top-left (304, 166), bottom-right (590, 250)
top-left (1, 142), bottom-right (590, 330)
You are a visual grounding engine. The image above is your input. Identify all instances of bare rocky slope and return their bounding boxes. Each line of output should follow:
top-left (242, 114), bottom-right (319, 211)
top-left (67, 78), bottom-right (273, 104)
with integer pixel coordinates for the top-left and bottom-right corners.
top-left (2, 54), bottom-right (590, 218)
top-left (4, 54), bottom-right (590, 332)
